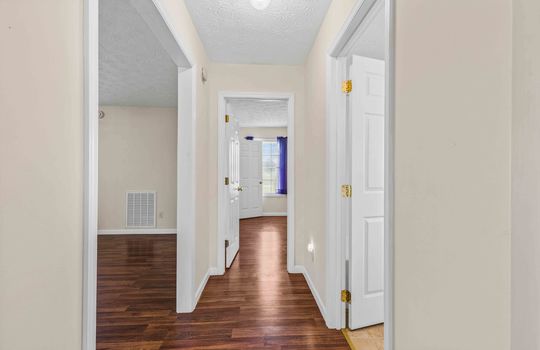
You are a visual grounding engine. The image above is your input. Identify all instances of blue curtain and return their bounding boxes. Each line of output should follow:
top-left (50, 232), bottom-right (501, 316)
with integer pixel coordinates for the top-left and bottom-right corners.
top-left (276, 137), bottom-right (287, 195)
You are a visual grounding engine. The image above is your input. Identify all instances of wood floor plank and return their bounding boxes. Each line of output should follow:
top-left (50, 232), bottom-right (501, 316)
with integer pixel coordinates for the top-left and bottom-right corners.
top-left (97, 217), bottom-right (349, 349)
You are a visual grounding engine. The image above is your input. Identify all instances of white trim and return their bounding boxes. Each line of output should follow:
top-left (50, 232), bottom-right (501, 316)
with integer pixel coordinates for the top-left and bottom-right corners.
top-left (325, 1), bottom-right (395, 349)
top-left (295, 265), bottom-right (327, 321)
top-left (384, 1), bottom-right (396, 348)
top-left (98, 228), bottom-right (177, 235)
top-left (194, 270), bottom-right (210, 307)
top-left (83, 0), bottom-right (99, 349)
top-left (263, 193), bottom-right (287, 198)
top-left (176, 67), bottom-right (197, 313)
top-left (217, 91), bottom-right (296, 275)
top-left (193, 267), bottom-right (220, 307)
top-left (239, 125), bottom-right (288, 128)
top-left (84, 1), bottom-right (197, 348)
top-left (193, 267), bottom-right (219, 307)
top-left (325, 55), bottom-right (349, 330)
top-left (262, 212), bottom-right (288, 217)
top-left (152, 0), bottom-right (199, 315)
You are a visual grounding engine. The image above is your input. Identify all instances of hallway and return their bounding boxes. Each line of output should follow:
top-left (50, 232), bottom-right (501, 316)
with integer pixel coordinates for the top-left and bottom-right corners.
top-left (96, 217), bottom-right (349, 349)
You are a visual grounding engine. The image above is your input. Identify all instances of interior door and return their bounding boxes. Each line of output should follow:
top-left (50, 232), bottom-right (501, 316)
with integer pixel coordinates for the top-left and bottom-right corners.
top-left (349, 55), bottom-right (385, 329)
top-left (226, 112), bottom-right (241, 268)
top-left (239, 139), bottom-right (263, 219)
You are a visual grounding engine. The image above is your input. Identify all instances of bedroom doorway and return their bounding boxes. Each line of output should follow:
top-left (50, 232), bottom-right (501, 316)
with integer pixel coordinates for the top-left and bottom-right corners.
top-left (217, 92), bottom-right (295, 274)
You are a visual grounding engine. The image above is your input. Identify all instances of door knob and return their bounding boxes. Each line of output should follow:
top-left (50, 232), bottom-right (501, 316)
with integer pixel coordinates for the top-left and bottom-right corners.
top-left (236, 186), bottom-right (244, 192)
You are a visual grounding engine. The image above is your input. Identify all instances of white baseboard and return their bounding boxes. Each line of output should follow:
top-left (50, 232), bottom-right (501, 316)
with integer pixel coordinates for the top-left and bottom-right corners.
top-left (193, 267), bottom-right (220, 309)
top-left (262, 212), bottom-right (288, 217)
top-left (291, 265), bottom-right (304, 274)
top-left (193, 269), bottom-right (210, 308)
top-left (98, 228), bottom-right (177, 235)
top-left (208, 267), bottom-right (219, 276)
top-left (294, 265), bottom-right (327, 322)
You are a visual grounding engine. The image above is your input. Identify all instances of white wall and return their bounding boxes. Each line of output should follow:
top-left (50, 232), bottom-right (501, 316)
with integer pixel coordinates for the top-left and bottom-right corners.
top-left (208, 63), bottom-right (305, 267)
top-left (0, 0), bottom-right (84, 348)
top-left (98, 106), bottom-right (177, 230)
top-left (240, 127), bottom-right (288, 214)
top-left (393, 0), bottom-right (512, 349)
top-left (512, 0), bottom-right (540, 348)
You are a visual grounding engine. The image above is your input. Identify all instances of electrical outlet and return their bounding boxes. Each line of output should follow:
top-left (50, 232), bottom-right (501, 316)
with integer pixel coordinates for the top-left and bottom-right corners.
top-left (307, 241), bottom-right (315, 262)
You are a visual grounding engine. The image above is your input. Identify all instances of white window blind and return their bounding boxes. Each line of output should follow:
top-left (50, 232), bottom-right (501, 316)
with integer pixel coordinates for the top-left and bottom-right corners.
top-left (262, 141), bottom-right (280, 195)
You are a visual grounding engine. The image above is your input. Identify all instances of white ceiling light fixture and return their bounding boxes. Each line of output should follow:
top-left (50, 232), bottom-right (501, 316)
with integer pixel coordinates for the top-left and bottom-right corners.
top-left (250, 0), bottom-right (271, 10)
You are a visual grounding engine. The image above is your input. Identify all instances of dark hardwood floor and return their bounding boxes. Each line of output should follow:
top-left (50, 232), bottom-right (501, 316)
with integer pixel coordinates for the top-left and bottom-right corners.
top-left (97, 217), bottom-right (349, 349)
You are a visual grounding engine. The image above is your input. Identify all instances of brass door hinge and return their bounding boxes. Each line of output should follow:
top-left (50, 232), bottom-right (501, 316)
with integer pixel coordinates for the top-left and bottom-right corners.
top-left (341, 184), bottom-right (352, 198)
top-left (224, 177), bottom-right (230, 185)
top-left (342, 80), bottom-right (352, 94)
top-left (225, 114), bottom-right (230, 123)
top-left (341, 289), bottom-right (351, 303)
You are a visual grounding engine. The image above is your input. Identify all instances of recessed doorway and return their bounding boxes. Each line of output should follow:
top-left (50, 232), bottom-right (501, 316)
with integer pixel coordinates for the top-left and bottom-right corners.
top-left (83, 0), bottom-right (197, 348)
top-left (326, 0), bottom-right (395, 349)
top-left (217, 92), bottom-right (296, 275)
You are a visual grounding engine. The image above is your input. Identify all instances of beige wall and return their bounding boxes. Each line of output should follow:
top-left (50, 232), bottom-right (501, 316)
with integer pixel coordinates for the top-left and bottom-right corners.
top-left (393, 0), bottom-right (512, 349)
top-left (208, 63), bottom-right (305, 267)
top-left (303, 0), bottom-right (357, 306)
top-left (240, 127), bottom-right (288, 214)
top-left (98, 106), bottom-right (177, 230)
top-left (305, 0), bottom-right (512, 347)
top-left (0, 0), bottom-right (84, 349)
top-left (512, 0), bottom-right (540, 348)
top-left (158, 0), bottom-right (211, 292)
top-left (0, 0), bottom-right (518, 348)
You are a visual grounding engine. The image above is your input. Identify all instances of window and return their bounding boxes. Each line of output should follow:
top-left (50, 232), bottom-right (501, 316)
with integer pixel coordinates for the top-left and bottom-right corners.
top-left (262, 141), bottom-right (280, 195)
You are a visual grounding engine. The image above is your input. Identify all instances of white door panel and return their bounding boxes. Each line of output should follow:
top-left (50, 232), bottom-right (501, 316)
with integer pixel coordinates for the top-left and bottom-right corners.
top-left (226, 111), bottom-right (240, 268)
top-left (349, 55), bottom-right (385, 330)
top-left (239, 140), bottom-right (263, 219)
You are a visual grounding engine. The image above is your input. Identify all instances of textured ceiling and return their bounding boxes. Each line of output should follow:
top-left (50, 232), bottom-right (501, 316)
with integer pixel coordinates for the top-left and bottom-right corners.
top-left (99, 0), bottom-right (186, 107)
top-left (184, 0), bottom-right (332, 64)
top-left (228, 99), bottom-right (288, 127)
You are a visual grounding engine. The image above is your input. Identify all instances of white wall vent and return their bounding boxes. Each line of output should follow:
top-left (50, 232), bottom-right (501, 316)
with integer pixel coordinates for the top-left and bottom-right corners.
top-left (126, 191), bottom-right (156, 228)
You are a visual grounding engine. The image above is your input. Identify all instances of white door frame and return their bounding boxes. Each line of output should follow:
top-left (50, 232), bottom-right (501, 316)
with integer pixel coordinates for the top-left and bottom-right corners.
top-left (83, 1), bottom-right (198, 349)
top-left (217, 91), bottom-right (295, 275)
top-left (325, 1), bottom-right (395, 350)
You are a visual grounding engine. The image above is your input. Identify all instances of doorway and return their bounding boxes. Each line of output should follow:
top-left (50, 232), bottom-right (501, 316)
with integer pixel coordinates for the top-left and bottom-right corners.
top-left (326, 0), bottom-right (395, 349)
top-left (83, 0), bottom-right (196, 348)
top-left (217, 92), bottom-right (295, 274)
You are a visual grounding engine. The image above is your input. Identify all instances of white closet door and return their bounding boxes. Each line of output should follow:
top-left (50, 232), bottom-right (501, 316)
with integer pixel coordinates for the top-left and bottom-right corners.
top-left (349, 55), bottom-right (385, 330)
top-left (240, 140), bottom-right (263, 219)
top-left (226, 114), bottom-right (240, 268)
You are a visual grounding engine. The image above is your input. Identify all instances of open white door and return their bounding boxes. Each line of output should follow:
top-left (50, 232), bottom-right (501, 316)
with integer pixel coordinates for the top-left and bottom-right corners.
top-left (225, 108), bottom-right (241, 268)
top-left (239, 139), bottom-right (263, 219)
top-left (349, 55), bottom-right (385, 329)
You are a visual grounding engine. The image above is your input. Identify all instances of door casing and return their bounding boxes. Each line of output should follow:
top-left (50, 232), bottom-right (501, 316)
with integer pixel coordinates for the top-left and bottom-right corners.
top-left (325, 1), bottom-right (395, 350)
top-left (217, 92), bottom-right (295, 275)
top-left (83, 1), bottom-right (197, 348)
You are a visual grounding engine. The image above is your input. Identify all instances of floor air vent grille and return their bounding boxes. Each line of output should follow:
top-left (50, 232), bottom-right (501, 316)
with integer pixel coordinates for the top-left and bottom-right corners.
top-left (126, 191), bottom-right (156, 228)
